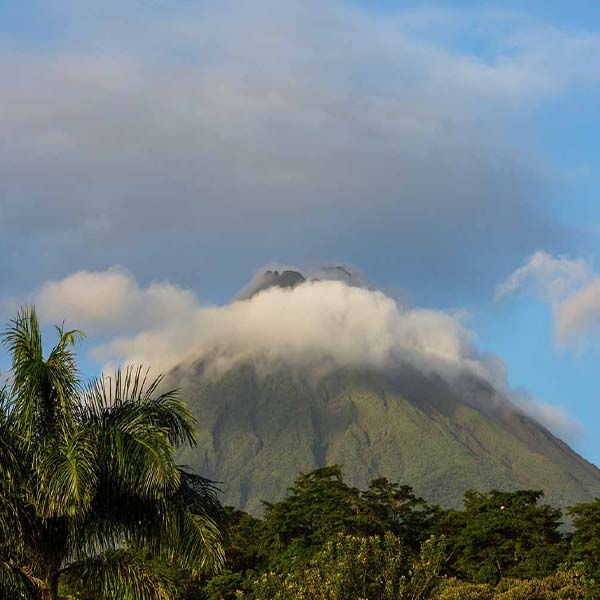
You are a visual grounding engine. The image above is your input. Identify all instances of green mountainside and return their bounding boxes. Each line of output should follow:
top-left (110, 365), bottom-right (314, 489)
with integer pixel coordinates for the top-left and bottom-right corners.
top-left (172, 360), bottom-right (600, 514)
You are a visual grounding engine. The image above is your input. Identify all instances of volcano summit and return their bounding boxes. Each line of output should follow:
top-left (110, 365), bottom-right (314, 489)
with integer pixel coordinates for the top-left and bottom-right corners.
top-left (156, 269), bottom-right (600, 513)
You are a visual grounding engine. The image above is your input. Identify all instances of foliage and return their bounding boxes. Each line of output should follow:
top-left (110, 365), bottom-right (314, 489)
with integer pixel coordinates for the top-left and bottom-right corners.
top-left (433, 489), bottom-right (564, 584)
top-left (435, 579), bottom-right (494, 600)
top-left (493, 570), bottom-right (592, 599)
top-left (0, 306), bottom-right (224, 600)
top-left (222, 508), bottom-right (267, 574)
top-left (437, 571), bottom-right (592, 600)
top-left (2, 307), bottom-right (600, 600)
top-left (568, 498), bottom-right (600, 580)
top-left (250, 532), bottom-right (445, 600)
top-left (260, 466), bottom-right (432, 569)
top-left (198, 467), bottom-right (600, 600)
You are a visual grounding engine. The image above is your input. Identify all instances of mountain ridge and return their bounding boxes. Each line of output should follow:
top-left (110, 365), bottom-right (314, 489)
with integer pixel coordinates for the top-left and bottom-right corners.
top-left (171, 358), bottom-right (600, 514)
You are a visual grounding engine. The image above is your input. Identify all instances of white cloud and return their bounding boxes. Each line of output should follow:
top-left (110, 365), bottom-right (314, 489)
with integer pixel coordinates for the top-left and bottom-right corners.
top-left (510, 389), bottom-right (584, 440)
top-left (556, 280), bottom-right (600, 345)
top-left (495, 251), bottom-right (593, 301)
top-left (497, 251), bottom-right (600, 346)
top-left (22, 265), bottom-right (580, 439)
top-left (34, 267), bottom-right (198, 335)
top-left (92, 278), bottom-right (496, 381)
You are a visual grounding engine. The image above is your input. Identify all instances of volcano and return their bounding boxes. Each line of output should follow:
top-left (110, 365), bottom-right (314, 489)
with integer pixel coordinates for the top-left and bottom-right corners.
top-left (168, 270), bottom-right (600, 514)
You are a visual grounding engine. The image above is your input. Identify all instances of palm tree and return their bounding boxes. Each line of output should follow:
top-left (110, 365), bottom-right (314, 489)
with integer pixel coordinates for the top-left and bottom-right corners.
top-left (0, 306), bottom-right (224, 600)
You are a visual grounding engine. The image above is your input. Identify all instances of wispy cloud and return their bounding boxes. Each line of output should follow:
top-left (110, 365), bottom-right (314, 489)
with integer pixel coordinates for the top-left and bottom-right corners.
top-left (497, 251), bottom-right (600, 346)
top-left (495, 251), bottom-right (594, 302)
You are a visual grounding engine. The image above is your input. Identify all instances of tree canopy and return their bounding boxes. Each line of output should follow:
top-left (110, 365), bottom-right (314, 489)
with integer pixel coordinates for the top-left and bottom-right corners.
top-left (0, 306), bottom-right (224, 600)
top-left (198, 467), bottom-right (599, 599)
top-left (432, 489), bottom-right (565, 584)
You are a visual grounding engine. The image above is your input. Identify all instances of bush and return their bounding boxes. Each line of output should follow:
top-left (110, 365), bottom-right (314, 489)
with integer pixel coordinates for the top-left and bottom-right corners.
top-left (248, 533), bottom-right (445, 600)
top-left (494, 571), bottom-right (590, 600)
top-left (435, 579), bottom-right (493, 600)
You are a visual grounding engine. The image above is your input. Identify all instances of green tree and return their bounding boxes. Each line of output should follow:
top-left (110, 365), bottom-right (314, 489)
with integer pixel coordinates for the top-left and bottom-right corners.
top-left (0, 307), bottom-right (224, 600)
top-left (251, 532), bottom-right (446, 600)
top-left (434, 490), bottom-right (564, 584)
top-left (493, 570), bottom-right (591, 599)
top-left (436, 571), bottom-right (591, 600)
top-left (222, 507), bottom-right (267, 574)
top-left (202, 508), bottom-right (268, 600)
top-left (260, 466), bottom-right (362, 565)
top-left (360, 477), bottom-right (432, 550)
top-left (569, 498), bottom-right (600, 579)
top-left (259, 466), bottom-right (432, 569)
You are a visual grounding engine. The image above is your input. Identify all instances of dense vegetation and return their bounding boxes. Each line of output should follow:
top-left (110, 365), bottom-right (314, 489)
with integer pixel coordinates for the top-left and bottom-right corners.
top-left (2, 307), bottom-right (600, 599)
top-left (0, 307), bottom-right (224, 599)
top-left (190, 465), bottom-right (600, 599)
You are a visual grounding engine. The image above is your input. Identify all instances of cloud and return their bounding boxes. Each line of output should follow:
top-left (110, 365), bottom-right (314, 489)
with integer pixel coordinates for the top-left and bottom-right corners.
top-left (497, 251), bottom-right (600, 345)
top-left (22, 265), bottom-right (579, 439)
top-left (34, 267), bottom-right (198, 335)
top-left (495, 251), bottom-right (594, 301)
top-left (91, 276), bottom-right (496, 381)
top-left (510, 388), bottom-right (584, 440)
top-left (555, 280), bottom-right (600, 344)
top-left (2, 1), bottom-right (598, 294)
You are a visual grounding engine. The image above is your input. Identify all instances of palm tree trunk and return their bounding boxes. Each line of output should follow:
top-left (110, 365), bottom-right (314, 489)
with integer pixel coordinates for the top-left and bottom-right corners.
top-left (42, 572), bottom-right (59, 600)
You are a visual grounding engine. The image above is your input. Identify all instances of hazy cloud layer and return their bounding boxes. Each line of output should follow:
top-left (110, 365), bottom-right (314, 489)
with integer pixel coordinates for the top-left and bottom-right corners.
top-left (2, 2), bottom-right (598, 296)
top-left (498, 251), bottom-right (600, 345)
top-left (22, 265), bottom-right (579, 439)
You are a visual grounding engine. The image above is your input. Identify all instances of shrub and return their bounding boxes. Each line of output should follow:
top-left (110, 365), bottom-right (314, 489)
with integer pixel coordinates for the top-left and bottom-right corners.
top-left (249, 533), bottom-right (445, 600)
top-left (435, 579), bottom-right (493, 600)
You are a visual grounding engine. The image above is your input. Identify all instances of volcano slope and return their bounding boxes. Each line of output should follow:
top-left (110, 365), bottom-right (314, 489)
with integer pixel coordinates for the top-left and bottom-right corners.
top-left (172, 359), bottom-right (600, 515)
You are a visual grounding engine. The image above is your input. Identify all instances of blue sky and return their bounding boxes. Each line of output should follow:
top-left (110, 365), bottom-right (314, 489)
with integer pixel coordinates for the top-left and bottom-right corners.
top-left (2, 1), bottom-right (600, 465)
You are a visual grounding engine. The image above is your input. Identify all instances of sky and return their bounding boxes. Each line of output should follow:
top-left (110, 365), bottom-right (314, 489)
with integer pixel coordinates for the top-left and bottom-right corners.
top-left (2, 1), bottom-right (600, 464)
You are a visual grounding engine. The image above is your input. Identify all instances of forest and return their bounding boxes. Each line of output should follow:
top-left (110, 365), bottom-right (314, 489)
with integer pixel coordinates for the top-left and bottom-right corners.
top-left (1, 307), bottom-right (599, 600)
top-left (198, 466), bottom-right (600, 599)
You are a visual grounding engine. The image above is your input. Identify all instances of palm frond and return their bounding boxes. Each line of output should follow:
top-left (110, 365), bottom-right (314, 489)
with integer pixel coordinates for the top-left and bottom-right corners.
top-left (0, 314), bottom-right (225, 595)
top-left (0, 561), bottom-right (42, 600)
top-left (163, 471), bottom-right (225, 575)
top-left (179, 470), bottom-right (224, 523)
top-left (0, 385), bottom-right (26, 552)
top-left (166, 507), bottom-right (225, 575)
top-left (60, 550), bottom-right (174, 600)
top-left (81, 366), bottom-right (197, 447)
top-left (70, 472), bottom-right (224, 576)
top-left (34, 424), bottom-right (98, 518)
top-left (96, 413), bottom-right (181, 500)
top-left (0, 383), bottom-right (19, 481)
top-left (78, 367), bottom-right (198, 501)
top-left (2, 306), bottom-right (83, 440)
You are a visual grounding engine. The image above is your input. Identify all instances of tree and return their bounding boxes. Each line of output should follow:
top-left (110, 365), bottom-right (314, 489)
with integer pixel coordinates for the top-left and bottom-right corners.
top-left (201, 508), bottom-right (268, 600)
top-left (436, 571), bottom-right (590, 600)
top-left (252, 532), bottom-right (446, 600)
top-left (257, 466), bottom-right (434, 571)
top-left (434, 489), bottom-right (564, 584)
top-left (221, 507), bottom-right (266, 574)
top-left (0, 306), bottom-right (224, 600)
top-left (569, 498), bottom-right (600, 579)
top-left (260, 466), bottom-right (362, 565)
top-left (360, 477), bottom-right (432, 550)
